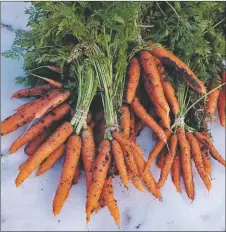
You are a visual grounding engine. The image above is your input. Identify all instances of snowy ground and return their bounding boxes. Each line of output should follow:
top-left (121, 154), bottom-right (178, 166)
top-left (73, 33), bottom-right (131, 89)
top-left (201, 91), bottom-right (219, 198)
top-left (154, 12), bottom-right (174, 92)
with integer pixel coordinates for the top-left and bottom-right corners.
top-left (1, 2), bottom-right (225, 231)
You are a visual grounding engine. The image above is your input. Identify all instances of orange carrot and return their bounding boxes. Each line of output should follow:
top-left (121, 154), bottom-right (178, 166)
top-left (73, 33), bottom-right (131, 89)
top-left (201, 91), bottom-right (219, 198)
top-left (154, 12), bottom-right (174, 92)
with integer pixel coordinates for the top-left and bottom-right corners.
top-left (177, 127), bottom-right (194, 200)
top-left (157, 134), bottom-right (178, 188)
top-left (121, 104), bottom-right (130, 139)
top-left (36, 144), bottom-right (65, 176)
top-left (95, 195), bottom-right (105, 213)
top-left (154, 104), bottom-right (171, 129)
top-left (126, 57), bottom-right (141, 104)
top-left (9, 103), bottom-right (70, 154)
top-left (156, 149), bottom-right (165, 169)
top-left (131, 97), bottom-right (167, 142)
top-left (144, 130), bottom-right (171, 172)
top-left (81, 126), bottom-right (95, 190)
top-left (129, 109), bottom-right (136, 141)
top-left (86, 140), bottom-right (111, 223)
top-left (34, 89), bottom-right (70, 119)
top-left (53, 134), bottom-right (81, 215)
top-left (200, 144), bottom-right (212, 175)
top-left (148, 41), bottom-right (206, 94)
top-left (1, 89), bottom-right (62, 135)
top-left (186, 132), bottom-right (211, 191)
top-left (139, 50), bottom-right (170, 113)
top-left (112, 140), bottom-right (129, 188)
top-left (11, 84), bottom-right (54, 98)
top-left (218, 90), bottom-right (226, 127)
top-left (128, 171), bottom-right (146, 192)
top-left (195, 132), bottom-right (226, 167)
top-left (16, 101), bottom-right (35, 113)
top-left (153, 56), bottom-right (179, 115)
top-left (102, 176), bottom-right (120, 226)
top-left (73, 162), bottom-right (80, 185)
top-left (15, 122), bottom-right (73, 187)
top-left (171, 150), bottom-right (182, 193)
top-left (205, 86), bottom-right (220, 116)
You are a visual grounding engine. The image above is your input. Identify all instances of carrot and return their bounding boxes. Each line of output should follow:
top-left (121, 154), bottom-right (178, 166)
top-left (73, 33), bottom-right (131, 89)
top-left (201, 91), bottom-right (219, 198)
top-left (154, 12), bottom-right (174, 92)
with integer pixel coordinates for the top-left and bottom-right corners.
top-left (29, 65), bottom-right (61, 73)
top-left (177, 127), bottom-right (194, 200)
top-left (86, 140), bottom-right (111, 223)
top-left (156, 149), bottom-right (165, 169)
top-left (31, 74), bottom-right (62, 88)
top-left (16, 101), bottom-right (35, 113)
top-left (129, 110), bottom-right (136, 141)
top-left (218, 90), bottom-right (226, 127)
top-left (128, 171), bottom-right (146, 192)
top-left (205, 86), bottom-right (220, 116)
top-left (121, 104), bottom-right (130, 139)
top-left (171, 150), bottom-right (182, 193)
top-left (153, 56), bottom-right (179, 115)
top-left (24, 130), bottom-right (50, 156)
top-left (148, 41), bottom-right (206, 94)
top-left (134, 151), bottom-right (161, 198)
top-left (126, 57), bottom-right (141, 104)
top-left (112, 140), bottom-right (129, 188)
top-left (186, 132), bottom-right (211, 191)
top-left (1, 89), bottom-right (62, 135)
top-left (95, 195), bottom-right (105, 213)
top-left (154, 104), bottom-right (171, 129)
top-left (34, 89), bottom-right (70, 120)
top-left (135, 118), bottom-right (145, 136)
top-left (11, 84), bottom-right (54, 98)
top-left (139, 51), bottom-right (170, 114)
top-left (195, 132), bottom-right (226, 167)
top-left (131, 97), bottom-right (167, 142)
top-left (200, 144), bottom-right (212, 175)
top-left (53, 134), bottom-right (81, 215)
top-left (94, 120), bottom-right (105, 147)
top-left (102, 176), bottom-right (120, 226)
top-left (81, 126), bottom-right (95, 190)
top-left (73, 162), bottom-right (80, 185)
top-left (144, 129), bottom-right (171, 172)
top-left (15, 122), bottom-right (73, 187)
top-left (157, 134), bottom-right (178, 188)
top-left (36, 144), bottom-right (65, 176)
top-left (9, 103), bottom-right (70, 154)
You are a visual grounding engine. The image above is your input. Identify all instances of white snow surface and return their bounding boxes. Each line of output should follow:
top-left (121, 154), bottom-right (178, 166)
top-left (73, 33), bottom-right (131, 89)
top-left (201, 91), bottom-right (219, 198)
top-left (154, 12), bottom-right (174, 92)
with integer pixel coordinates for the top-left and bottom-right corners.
top-left (1, 2), bottom-right (225, 231)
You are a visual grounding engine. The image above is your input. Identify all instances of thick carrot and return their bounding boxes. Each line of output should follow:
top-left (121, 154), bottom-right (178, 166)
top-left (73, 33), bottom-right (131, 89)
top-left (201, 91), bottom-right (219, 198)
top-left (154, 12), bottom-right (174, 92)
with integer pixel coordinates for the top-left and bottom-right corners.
top-left (205, 86), bottom-right (220, 116)
top-left (53, 134), bottom-right (81, 215)
top-left (102, 176), bottom-right (120, 226)
top-left (144, 130), bottom-right (171, 172)
top-left (157, 134), bottom-right (178, 188)
top-left (218, 90), bottom-right (226, 127)
top-left (200, 144), bottom-right (212, 175)
top-left (153, 56), bottom-right (179, 115)
top-left (148, 41), bottom-right (206, 94)
top-left (129, 109), bottom-right (136, 141)
top-left (1, 89), bottom-right (62, 135)
top-left (73, 162), bottom-right (80, 185)
top-left (128, 171), bottom-right (146, 192)
top-left (16, 101), bottom-right (35, 113)
top-left (134, 151), bottom-right (161, 198)
top-left (94, 120), bottom-right (105, 147)
top-left (11, 84), bottom-right (54, 98)
top-left (9, 103), bottom-right (70, 154)
top-left (24, 130), bottom-right (50, 156)
top-left (126, 57), bottom-right (141, 104)
top-left (86, 140), bottom-right (111, 223)
top-left (121, 104), bottom-right (130, 139)
top-left (177, 128), bottom-right (194, 200)
top-left (131, 97), bottom-right (167, 142)
top-left (195, 132), bottom-right (226, 167)
top-left (171, 150), bottom-right (182, 193)
top-left (112, 140), bottom-right (129, 188)
top-left (95, 195), bottom-right (105, 213)
top-left (186, 132), bottom-right (211, 191)
top-left (36, 144), bottom-right (65, 176)
top-left (34, 89), bottom-right (70, 119)
top-left (135, 118), bottom-right (145, 136)
top-left (139, 50), bottom-right (170, 114)
top-left (156, 149), bottom-right (165, 169)
top-left (15, 122), bottom-right (73, 187)
top-left (81, 126), bottom-right (95, 190)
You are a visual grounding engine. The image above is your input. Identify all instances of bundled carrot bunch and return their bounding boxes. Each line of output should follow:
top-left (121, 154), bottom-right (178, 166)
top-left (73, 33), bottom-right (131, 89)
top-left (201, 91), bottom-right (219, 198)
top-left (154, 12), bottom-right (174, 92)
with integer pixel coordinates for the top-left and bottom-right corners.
top-left (1, 1), bottom-right (225, 228)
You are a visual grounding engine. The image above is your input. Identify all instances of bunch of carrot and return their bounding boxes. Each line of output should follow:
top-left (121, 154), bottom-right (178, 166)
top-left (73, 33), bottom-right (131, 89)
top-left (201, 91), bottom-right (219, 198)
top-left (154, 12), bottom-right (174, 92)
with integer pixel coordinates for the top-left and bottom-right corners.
top-left (1, 40), bottom-right (225, 227)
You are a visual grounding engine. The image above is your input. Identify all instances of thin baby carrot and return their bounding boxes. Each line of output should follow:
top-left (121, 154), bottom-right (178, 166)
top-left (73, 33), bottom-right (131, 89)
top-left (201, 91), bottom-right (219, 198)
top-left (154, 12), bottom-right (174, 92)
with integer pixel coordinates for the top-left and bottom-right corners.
top-left (121, 104), bottom-right (130, 139)
top-left (129, 109), bottom-right (136, 142)
top-left (200, 143), bottom-right (212, 175)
